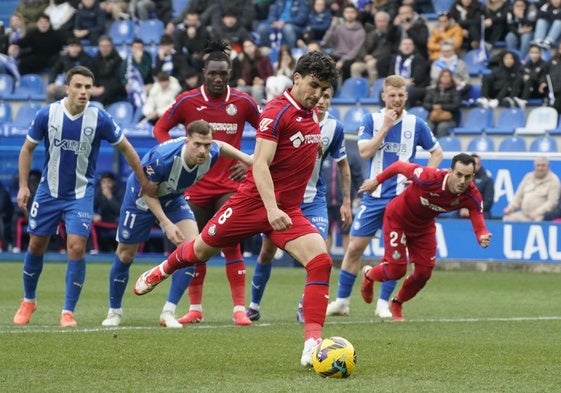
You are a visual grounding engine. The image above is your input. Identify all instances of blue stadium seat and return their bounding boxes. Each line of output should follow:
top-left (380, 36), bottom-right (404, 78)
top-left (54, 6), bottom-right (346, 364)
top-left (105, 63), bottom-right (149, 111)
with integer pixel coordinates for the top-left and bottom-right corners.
top-left (332, 77), bottom-right (369, 105)
top-left (464, 49), bottom-right (491, 77)
top-left (499, 136), bottom-right (527, 152)
top-left (359, 77), bottom-right (384, 105)
top-left (451, 107), bottom-right (493, 134)
top-left (12, 102), bottom-right (42, 128)
top-left (529, 136), bottom-right (558, 152)
top-left (88, 100), bottom-right (105, 110)
top-left (485, 107), bottom-right (525, 135)
top-left (433, 0), bottom-right (454, 13)
top-left (11, 74), bottom-right (45, 100)
top-left (172, 0), bottom-right (190, 17)
top-left (0, 73), bottom-right (14, 99)
top-left (0, 101), bottom-right (12, 124)
top-left (137, 19), bottom-right (165, 45)
top-left (108, 20), bottom-right (135, 46)
top-left (408, 106), bottom-right (429, 121)
top-left (342, 105), bottom-right (370, 133)
top-left (437, 135), bottom-right (462, 151)
top-left (106, 101), bottom-right (135, 126)
top-left (467, 135), bottom-right (495, 152)
top-left (327, 106), bottom-right (341, 120)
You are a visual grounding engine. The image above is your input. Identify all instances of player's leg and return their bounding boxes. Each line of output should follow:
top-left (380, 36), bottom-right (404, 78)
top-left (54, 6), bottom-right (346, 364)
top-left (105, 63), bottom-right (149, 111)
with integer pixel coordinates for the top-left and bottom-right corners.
top-left (62, 233), bottom-right (88, 327)
top-left (247, 235), bottom-right (275, 321)
top-left (223, 244), bottom-right (252, 325)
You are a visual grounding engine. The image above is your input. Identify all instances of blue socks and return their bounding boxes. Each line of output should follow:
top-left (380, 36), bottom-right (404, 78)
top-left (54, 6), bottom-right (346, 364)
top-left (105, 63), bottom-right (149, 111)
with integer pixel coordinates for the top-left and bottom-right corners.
top-left (166, 266), bottom-right (196, 305)
top-left (22, 253), bottom-right (44, 300)
top-left (251, 262), bottom-right (272, 305)
top-left (336, 269), bottom-right (357, 299)
top-left (64, 258), bottom-right (86, 312)
top-left (379, 280), bottom-right (397, 302)
top-left (108, 256), bottom-right (131, 309)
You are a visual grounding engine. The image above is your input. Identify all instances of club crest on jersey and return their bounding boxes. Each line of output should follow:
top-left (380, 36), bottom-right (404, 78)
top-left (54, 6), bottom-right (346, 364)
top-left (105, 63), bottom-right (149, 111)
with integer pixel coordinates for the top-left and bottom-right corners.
top-left (28, 219), bottom-right (37, 230)
top-left (404, 130), bottom-right (412, 139)
top-left (451, 199), bottom-right (459, 206)
top-left (207, 224), bottom-right (217, 236)
top-left (392, 250), bottom-right (401, 260)
top-left (146, 165), bottom-right (155, 175)
top-left (226, 103), bottom-right (238, 116)
top-left (121, 230), bottom-right (130, 239)
top-left (84, 126), bottom-right (94, 136)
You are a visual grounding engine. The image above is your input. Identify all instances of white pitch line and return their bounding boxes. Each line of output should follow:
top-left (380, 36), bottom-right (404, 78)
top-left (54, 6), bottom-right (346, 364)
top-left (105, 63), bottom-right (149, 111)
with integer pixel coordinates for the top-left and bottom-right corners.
top-left (1, 316), bottom-right (560, 334)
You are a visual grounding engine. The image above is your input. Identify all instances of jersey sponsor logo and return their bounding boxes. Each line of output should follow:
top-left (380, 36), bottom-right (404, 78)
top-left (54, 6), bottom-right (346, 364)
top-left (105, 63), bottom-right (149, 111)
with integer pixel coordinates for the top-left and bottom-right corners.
top-left (289, 131), bottom-right (322, 148)
top-left (258, 118), bottom-right (274, 132)
top-left (207, 224), bottom-right (216, 236)
top-left (225, 103), bottom-right (238, 116)
top-left (209, 122), bottom-right (237, 134)
top-left (53, 138), bottom-right (89, 154)
top-left (420, 196), bottom-right (446, 212)
top-left (414, 167), bottom-right (424, 177)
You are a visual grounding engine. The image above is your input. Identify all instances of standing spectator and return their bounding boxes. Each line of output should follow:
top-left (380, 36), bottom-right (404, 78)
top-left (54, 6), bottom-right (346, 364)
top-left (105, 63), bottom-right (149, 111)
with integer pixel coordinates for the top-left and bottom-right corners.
top-left (503, 157), bottom-right (561, 222)
top-left (209, 11), bottom-right (251, 54)
top-left (300, 0), bottom-right (332, 46)
top-left (427, 11), bottom-right (463, 62)
top-left (458, 154), bottom-right (494, 219)
top-left (322, 4), bottom-right (366, 82)
top-left (133, 51), bottom-right (340, 367)
top-left (265, 44), bottom-right (295, 101)
top-left (231, 38), bottom-right (274, 104)
top-left (172, 12), bottom-right (211, 72)
top-left (423, 69), bottom-right (462, 137)
top-left (359, 154), bottom-right (492, 321)
top-left (483, 0), bottom-right (509, 47)
top-left (531, 0), bottom-right (561, 50)
top-left (44, 0), bottom-right (76, 42)
top-left (10, 13), bottom-right (64, 75)
top-left (16, 0), bottom-right (49, 31)
top-left (12, 65), bottom-right (156, 327)
top-left (141, 72), bottom-right (182, 125)
top-left (255, 0), bottom-right (310, 49)
top-left (153, 34), bottom-right (191, 87)
top-left (350, 10), bottom-right (392, 83)
top-left (93, 172), bottom-right (123, 253)
top-left (377, 37), bottom-right (431, 108)
top-left (505, 0), bottom-right (538, 60)
top-left (91, 35), bottom-right (127, 106)
top-left (448, 0), bottom-right (484, 51)
top-left (387, 4), bottom-right (429, 59)
top-left (73, 0), bottom-right (106, 45)
top-left (515, 44), bottom-right (548, 108)
top-left (47, 37), bottom-right (94, 103)
top-left (430, 39), bottom-right (471, 98)
top-left (477, 50), bottom-right (523, 108)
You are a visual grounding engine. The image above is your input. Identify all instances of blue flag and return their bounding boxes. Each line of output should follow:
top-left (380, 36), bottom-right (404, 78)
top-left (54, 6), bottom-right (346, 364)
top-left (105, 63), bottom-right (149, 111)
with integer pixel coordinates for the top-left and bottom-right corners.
top-left (475, 16), bottom-right (488, 64)
top-left (0, 53), bottom-right (20, 85)
top-left (125, 55), bottom-right (146, 111)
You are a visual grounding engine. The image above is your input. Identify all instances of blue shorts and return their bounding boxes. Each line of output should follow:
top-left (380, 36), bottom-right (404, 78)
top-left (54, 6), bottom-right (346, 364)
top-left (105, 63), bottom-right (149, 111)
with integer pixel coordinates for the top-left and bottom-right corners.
top-left (301, 201), bottom-right (329, 240)
top-left (28, 189), bottom-right (93, 237)
top-left (349, 196), bottom-right (390, 238)
top-left (116, 193), bottom-right (195, 244)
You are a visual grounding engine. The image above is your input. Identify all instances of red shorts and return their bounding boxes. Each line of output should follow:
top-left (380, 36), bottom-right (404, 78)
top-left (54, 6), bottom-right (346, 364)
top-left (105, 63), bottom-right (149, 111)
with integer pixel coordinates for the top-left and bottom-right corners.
top-left (382, 212), bottom-right (437, 267)
top-left (200, 192), bottom-right (318, 249)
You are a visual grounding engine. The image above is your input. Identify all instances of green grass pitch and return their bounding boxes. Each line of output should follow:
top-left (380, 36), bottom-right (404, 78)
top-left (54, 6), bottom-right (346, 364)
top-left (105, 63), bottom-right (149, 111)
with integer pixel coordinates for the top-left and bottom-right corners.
top-left (1, 260), bottom-right (561, 392)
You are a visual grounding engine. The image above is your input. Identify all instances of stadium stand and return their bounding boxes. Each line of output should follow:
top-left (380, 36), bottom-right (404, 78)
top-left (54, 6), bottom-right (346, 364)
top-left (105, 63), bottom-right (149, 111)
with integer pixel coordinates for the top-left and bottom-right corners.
top-left (359, 77), bottom-right (384, 106)
top-left (137, 19), bottom-right (165, 46)
top-left (11, 74), bottom-right (45, 101)
top-left (467, 135), bottom-right (495, 152)
top-left (485, 107), bottom-right (526, 135)
top-left (498, 136), bottom-right (527, 152)
top-left (106, 101), bottom-right (135, 127)
top-left (0, 74), bottom-right (14, 99)
top-left (529, 136), bottom-right (558, 153)
top-left (108, 20), bottom-right (136, 46)
top-left (451, 107), bottom-right (494, 135)
top-left (437, 135), bottom-right (462, 151)
top-left (516, 106), bottom-right (558, 135)
top-left (408, 106), bottom-right (429, 121)
top-left (332, 77), bottom-right (369, 105)
top-left (342, 105), bottom-right (370, 133)
top-left (0, 101), bottom-right (12, 125)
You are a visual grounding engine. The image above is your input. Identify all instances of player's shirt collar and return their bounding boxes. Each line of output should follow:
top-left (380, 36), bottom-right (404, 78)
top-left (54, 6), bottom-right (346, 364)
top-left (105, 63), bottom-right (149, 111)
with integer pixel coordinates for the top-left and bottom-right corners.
top-left (61, 97), bottom-right (85, 120)
top-left (201, 84), bottom-right (231, 102)
top-left (283, 88), bottom-right (302, 110)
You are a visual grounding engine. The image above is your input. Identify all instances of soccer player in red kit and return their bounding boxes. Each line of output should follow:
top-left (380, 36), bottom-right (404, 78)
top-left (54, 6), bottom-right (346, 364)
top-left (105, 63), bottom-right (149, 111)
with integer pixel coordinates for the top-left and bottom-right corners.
top-left (134, 50), bottom-right (340, 367)
top-left (358, 153), bottom-right (492, 321)
top-left (152, 41), bottom-right (261, 327)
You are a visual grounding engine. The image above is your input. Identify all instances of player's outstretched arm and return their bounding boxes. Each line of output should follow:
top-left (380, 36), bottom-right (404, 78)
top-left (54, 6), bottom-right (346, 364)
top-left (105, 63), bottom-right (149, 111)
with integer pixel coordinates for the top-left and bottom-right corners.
top-left (478, 233), bottom-right (492, 248)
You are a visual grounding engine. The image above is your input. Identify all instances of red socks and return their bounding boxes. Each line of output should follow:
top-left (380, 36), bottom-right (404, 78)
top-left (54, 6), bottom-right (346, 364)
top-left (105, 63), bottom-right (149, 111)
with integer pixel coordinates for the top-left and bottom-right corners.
top-left (188, 263), bottom-right (206, 305)
top-left (367, 262), bottom-right (407, 282)
top-left (395, 265), bottom-right (433, 303)
top-left (162, 240), bottom-right (203, 274)
top-left (303, 253), bottom-right (332, 340)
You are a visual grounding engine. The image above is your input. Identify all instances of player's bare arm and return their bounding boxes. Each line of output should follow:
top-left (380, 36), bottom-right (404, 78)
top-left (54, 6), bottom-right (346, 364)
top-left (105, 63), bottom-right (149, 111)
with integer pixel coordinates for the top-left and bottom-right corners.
top-left (142, 193), bottom-right (185, 245)
top-left (253, 138), bottom-right (292, 231)
top-left (427, 145), bottom-right (444, 168)
top-left (358, 177), bottom-right (380, 195)
top-left (337, 158), bottom-right (353, 228)
top-left (479, 233), bottom-right (492, 248)
top-left (16, 139), bottom-right (38, 214)
top-left (117, 138), bottom-right (159, 197)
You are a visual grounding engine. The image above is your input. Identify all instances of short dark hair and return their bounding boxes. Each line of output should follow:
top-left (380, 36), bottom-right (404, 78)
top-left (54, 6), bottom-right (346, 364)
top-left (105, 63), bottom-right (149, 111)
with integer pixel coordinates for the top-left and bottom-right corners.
top-left (67, 36), bottom-right (82, 46)
top-left (159, 34), bottom-right (173, 46)
top-left (451, 153), bottom-right (476, 169)
top-left (186, 120), bottom-right (214, 137)
top-left (132, 38), bottom-right (144, 46)
top-left (293, 51), bottom-right (339, 84)
top-left (66, 66), bottom-right (95, 85)
top-left (156, 71), bottom-right (170, 82)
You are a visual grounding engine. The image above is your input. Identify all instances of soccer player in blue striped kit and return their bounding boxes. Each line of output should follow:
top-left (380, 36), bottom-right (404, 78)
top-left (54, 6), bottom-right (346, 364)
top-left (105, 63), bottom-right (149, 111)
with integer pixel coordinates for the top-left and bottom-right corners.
top-left (13, 66), bottom-right (156, 327)
top-left (326, 75), bottom-right (444, 321)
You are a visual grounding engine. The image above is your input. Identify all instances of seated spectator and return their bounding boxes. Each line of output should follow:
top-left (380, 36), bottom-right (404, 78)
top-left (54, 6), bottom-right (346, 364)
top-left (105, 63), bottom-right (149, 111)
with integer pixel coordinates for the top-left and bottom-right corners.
top-left (230, 38), bottom-right (274, 103)
top-left (430, 39), bottom-right (471, 99)
top-left (543, 42), bottom-right (561, 112)
top-left (44, 0), bottom-right (76, 42)
top-left (427, 12), bottom-right (463, 62)
top-left (350, 10), bottom-right (392, 83)
top-left (265, 44), bottom-right (295, 101)
top-left (172, 12), bottom-right (210, 72)
top-left (503, 157), bottom-right (561, 222)
top-left (322, 4), bottom-right (366, 82)
top-left (448, 0), bottom-right (484, 51)
top-left (73, 0), bottom-right (105, 45)
top-left (255, 0), bottom-right (310, 49)
top-left (515, 44), bottom-right (548, 108)
top-left (483, 0), bottom-right (509, 47)
top-left (213, 0), bottom-right (255, 32)
top-left (16, 0), bottom-right (49, 31)
top-left (0, 13), bottom-right (27, 54)
top-left (10, 13), bottom-right (64, 75)
top-left (93, 172), bottom-right (123, 252)
top-left (422, 69), bottom-right (462, 137)
top-left (377, 37), bottom-right (431, 107)
top-left (119, 38), bottom-right (154, 98)
top-left (505, 0), bottom-right (537, 59)
top-left (142, 72), bottom-right (181, 125)
top-left (99, 0), bottom-right (131, 22)
top-left (209, 11), bottom-right (251, 53)
top-left (458, 154), bottom-right (494, 219)
top-left (0, 181), bottom-right (14, 251)
top-left (128, 0), bottom-right (155, 21)
top-left (153, 34), bottom-right (191, 88)
top-left (91, 35), bottom-right (127, 106)
top-left (367, 0), bottom-right (398, 21)
top-left (166, 0), bottom-right (218, 33)
top-left (299, 0), bottom-right (332, 47)
top-left (531, 0), bottom-right (561, 50)
top-left (46, 37), bottom-right (94, 102)
top-left (387, 3), bottom-right (429, 59)
top-left (477, 50), bottom-right (523, 108)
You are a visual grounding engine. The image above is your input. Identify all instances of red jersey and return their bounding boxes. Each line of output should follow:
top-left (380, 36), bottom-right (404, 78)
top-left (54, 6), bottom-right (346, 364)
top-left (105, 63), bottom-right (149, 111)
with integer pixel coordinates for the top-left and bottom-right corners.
top-left (153, 85), bottom-right (260, 197)
top-left (238, 90), bottom-right (322, 210)
top-left (378, 161), bottom-right (488, 239)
